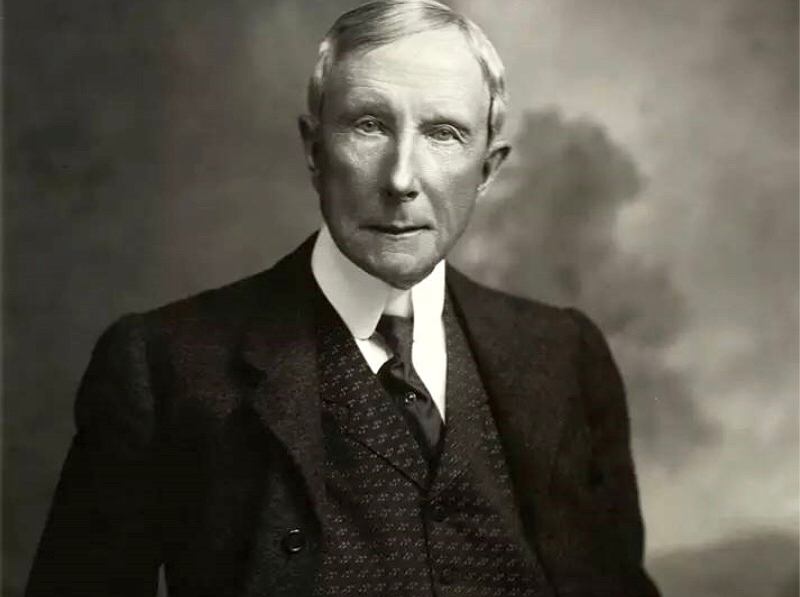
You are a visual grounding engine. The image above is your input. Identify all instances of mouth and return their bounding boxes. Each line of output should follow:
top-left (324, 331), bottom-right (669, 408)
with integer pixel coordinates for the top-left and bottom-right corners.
top-left (365, 224), bottom-right (431, 237)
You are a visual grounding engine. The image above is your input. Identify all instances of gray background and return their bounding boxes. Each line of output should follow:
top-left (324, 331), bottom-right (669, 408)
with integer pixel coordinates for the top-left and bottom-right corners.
top-left (5, 0), bottom-right (798, 595)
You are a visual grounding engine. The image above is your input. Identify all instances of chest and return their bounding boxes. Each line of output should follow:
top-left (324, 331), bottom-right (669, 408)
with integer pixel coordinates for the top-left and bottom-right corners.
top-left (311, 299), bottom-right (552, 596)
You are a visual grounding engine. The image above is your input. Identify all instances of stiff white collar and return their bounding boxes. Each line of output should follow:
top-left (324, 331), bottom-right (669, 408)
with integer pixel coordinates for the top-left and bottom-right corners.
top-left (311, 225), bottom-right (445, 341)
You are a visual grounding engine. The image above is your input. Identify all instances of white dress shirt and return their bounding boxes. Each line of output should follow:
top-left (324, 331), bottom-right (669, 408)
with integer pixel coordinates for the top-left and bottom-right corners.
top-left (311, 226), bottom-right (447, 420)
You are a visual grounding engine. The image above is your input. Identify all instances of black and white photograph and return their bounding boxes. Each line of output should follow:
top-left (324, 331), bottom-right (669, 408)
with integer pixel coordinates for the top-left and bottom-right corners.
top-left (5, 1), bottom-right (799, 595)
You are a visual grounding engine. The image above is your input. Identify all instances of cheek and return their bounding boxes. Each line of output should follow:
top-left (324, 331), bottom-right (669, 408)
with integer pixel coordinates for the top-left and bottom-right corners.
top-left (424, 156), bottom-right (484, 221)
top-left (324, 135), bottom-right (382, 190)
top-left (421, 145), bottom-right (484, 189)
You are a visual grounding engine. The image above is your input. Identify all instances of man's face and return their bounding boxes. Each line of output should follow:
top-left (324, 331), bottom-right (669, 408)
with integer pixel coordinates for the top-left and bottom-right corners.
top-left (301, 27), bottom-right (509, 289)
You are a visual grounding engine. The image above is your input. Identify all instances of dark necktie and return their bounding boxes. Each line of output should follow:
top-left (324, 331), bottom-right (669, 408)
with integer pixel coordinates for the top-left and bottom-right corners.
top-left (376, 315), bottom-right (444, 463)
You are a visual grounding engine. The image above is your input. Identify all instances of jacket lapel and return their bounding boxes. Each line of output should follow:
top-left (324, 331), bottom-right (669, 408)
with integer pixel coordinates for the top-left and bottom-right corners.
top-left (235, 245), bottom-right (574, 530)
top-left (446, 266), bottom-right (574, 513)
top-left (239, 237), bottom-right (326, 519)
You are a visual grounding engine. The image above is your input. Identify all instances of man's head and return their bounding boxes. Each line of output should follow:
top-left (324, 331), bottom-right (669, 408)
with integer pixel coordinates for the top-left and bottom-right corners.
top-left (300, 0), bottom-right (510, 289)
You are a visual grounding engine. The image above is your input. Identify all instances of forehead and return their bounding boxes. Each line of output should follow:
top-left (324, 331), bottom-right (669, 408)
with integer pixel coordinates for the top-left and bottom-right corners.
top-left (324, 27), bottom-right (489, 117)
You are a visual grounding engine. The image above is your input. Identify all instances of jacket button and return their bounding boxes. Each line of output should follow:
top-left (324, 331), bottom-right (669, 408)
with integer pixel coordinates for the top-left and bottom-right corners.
top-left (281, 528), bottom-right (306, 554)
top-left (403, 391), bottom-right (417, 405)
top-left (430, 503), bottom-right (446, 522)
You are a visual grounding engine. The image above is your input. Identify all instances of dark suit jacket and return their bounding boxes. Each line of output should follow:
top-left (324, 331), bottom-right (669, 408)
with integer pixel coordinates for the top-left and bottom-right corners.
top-left (27, 236), bottom-right (659, 597)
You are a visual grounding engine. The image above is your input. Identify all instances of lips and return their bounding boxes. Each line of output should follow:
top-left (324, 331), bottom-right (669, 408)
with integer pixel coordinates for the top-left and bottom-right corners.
top-left (367, 223), bottom-right (430, 235)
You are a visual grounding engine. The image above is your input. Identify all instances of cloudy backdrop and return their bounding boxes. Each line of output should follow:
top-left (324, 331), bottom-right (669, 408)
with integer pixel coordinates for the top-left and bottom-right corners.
top-left (5, 0), bottom-right (798, 595)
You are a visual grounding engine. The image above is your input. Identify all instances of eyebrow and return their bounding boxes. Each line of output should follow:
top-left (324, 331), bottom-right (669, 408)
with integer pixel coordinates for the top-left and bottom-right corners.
top-left (340, 95), bottom-right (391, 115)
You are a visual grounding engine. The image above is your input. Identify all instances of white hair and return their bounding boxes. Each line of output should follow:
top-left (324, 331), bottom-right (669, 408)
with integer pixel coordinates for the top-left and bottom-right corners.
top-left (306, 0), bottom-right (508, 142)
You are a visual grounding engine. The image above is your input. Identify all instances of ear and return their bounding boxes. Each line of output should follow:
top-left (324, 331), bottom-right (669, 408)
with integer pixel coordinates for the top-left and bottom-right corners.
top-left (477, 140), bottom-right (511, 195)
top-left (298, 114), bottom-right (322, 191)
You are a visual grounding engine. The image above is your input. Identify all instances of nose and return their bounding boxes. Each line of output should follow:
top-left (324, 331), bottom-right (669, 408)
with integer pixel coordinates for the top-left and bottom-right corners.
top-left (383, 131), bottom-right (419, 202)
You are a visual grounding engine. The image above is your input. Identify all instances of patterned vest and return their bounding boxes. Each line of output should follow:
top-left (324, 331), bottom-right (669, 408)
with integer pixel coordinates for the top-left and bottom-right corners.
top-left (312, 290), bottom-right (554, 597)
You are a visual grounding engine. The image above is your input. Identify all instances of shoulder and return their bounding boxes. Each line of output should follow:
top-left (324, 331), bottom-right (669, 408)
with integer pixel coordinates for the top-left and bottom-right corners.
top-left (445, 265), bottom-right (620, 381)
top-left (101, 236), bottom-right (315, 352)
top-left (446, 265), bottom-right (591, 342)
top-left (145, 268), bottom-right (274, 331)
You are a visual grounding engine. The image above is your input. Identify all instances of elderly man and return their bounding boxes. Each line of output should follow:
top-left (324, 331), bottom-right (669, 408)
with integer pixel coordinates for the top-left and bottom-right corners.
top-left (26, 1), bottom-right (660, 596)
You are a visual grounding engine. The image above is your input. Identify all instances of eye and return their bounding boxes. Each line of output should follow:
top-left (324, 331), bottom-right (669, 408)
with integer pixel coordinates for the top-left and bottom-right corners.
top-left (428, 125), bottom-right (462, 143)
top-left (354, 117), bottom-right (383, 134)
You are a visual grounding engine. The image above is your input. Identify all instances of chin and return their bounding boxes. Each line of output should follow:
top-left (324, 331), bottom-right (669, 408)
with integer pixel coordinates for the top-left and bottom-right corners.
top-left (338, 234), bottom-right (440, 288)
top-left (368, 258), bottom-right (435, 290)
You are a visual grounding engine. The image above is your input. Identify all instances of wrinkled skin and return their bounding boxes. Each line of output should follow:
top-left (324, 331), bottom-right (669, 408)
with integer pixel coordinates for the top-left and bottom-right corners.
top-left (300, 26), bottom-right (510, 289)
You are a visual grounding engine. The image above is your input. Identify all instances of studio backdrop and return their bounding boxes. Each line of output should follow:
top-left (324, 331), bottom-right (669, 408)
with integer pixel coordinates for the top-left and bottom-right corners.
top-left (5, 0), bottom-right (798, 595)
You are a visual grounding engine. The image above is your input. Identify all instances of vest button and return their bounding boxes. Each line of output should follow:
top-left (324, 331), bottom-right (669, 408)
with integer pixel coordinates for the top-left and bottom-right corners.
top-left (430, 503), bottom-right (446, 522)
top-left (281, 528), bottom-right (306, 554)
top-left (403, 391), bottom-right (417, 405)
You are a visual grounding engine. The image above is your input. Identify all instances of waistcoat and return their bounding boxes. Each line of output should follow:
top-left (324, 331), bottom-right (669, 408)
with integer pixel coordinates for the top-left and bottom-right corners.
top-left (312, 289), bottom-right (554, 597)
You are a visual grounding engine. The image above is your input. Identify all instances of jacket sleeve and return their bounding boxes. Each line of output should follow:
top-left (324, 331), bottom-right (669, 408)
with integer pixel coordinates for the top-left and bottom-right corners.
top-left (568, 308), bottom-right (661, 597)
top-left (26, 315), bottom-right (162, 597)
